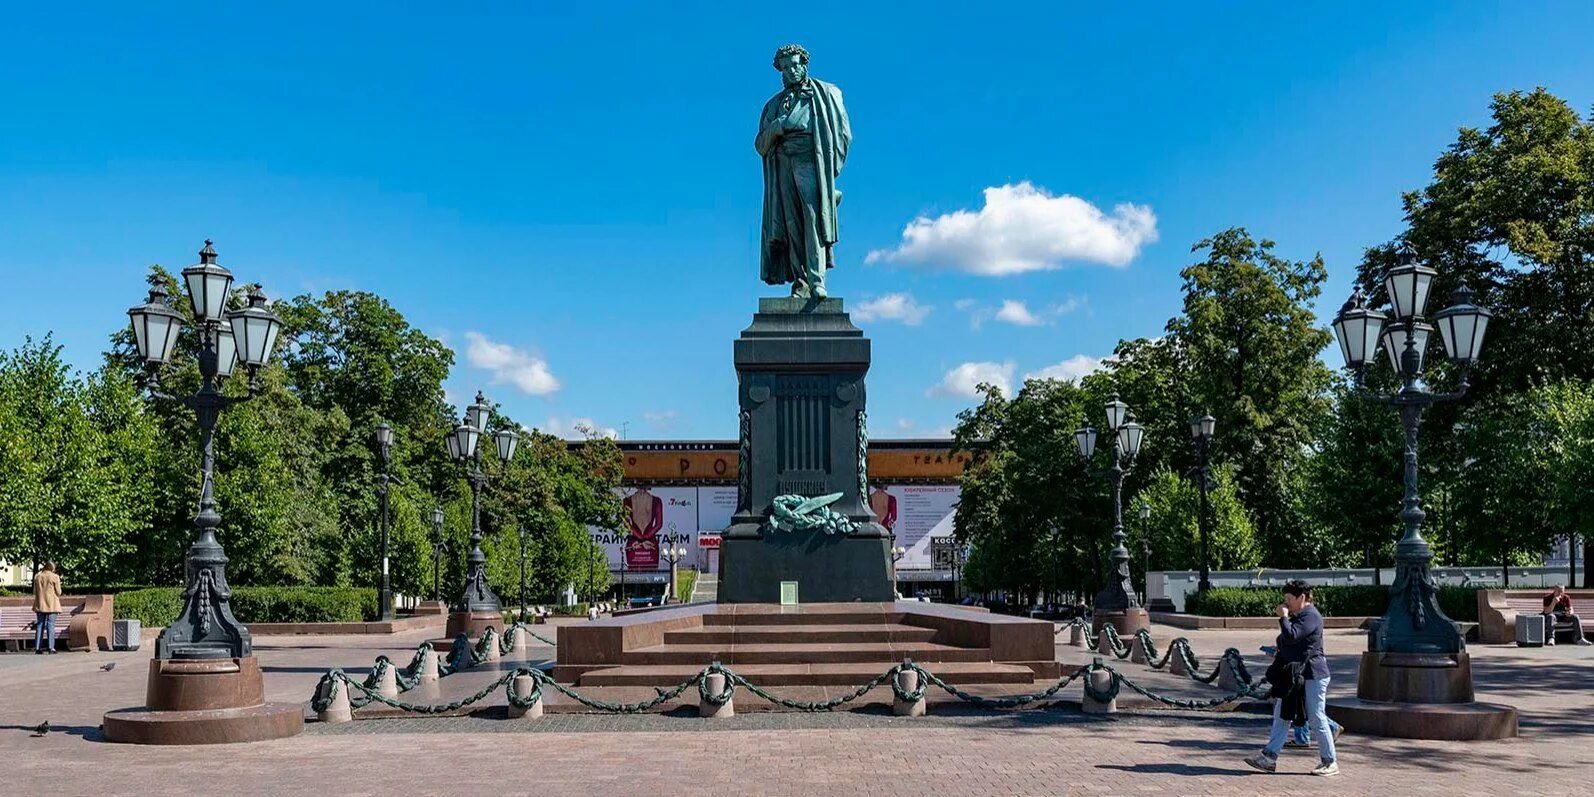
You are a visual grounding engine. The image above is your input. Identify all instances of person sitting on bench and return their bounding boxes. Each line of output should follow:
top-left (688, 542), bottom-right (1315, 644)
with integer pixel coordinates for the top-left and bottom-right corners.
top-left (1543, 585), bottom-right (1592, 646)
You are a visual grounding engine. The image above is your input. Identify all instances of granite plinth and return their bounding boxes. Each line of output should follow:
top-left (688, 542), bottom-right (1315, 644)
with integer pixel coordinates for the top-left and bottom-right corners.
top-left (100, 655), bottom-right (304, 744)
top-left (552, 602), bottom-right (1058, 687)
top-left (1092, 608), bottom-right (1150, 637)
top-left (445, 610), bottom-right (504, 639)
top-left (723, 297), bottom-right (894, 603)
top-left (102, 703), bottom-right (305, 745)
top-left (1325, 650), bottom-right (1518, 740)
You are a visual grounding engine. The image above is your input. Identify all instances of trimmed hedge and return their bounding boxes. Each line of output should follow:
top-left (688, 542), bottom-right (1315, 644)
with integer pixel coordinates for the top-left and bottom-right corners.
top-left (113, 587), bottom-right (378, 628)
top-left (1185, 584), bottom-right (1479, 622)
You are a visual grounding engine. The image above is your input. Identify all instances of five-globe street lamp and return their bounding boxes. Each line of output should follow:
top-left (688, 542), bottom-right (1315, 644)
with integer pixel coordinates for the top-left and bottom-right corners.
top-left (1330, 244), bottom-right (1493, 663)
top-left (1137, 500), bottom-right (1152, 604)
top-left (430, 506), bottom-right (446, 603)
top-left (1187, 412), bottom-right (1217, 593)
top-left (373, 422), bottom-right (396, 621)
top-left (125, 240), bottom-right (283, 661)
top-left (890, 544), bottom-right (908, 597)
top-left (660, 545), bottom-right (687, 603)
top-left (1075, 393), bottom-right (1147, 631)
top-left (444, 390), bottom-right (519, 636)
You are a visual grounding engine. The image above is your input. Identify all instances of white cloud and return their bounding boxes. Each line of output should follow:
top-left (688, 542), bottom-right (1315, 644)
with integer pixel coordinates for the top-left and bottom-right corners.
top-left (542, 415), bottom-right (618, 440)
top-left (464, 332), bottom-right (561, 396)
top-left (866, 182), bottom-right (1157, 275)
top-left (995, 300), bottom-right (1045, 327)
top-left (643, 409), bottom-right (680, 432)
top-left (959, 295), bottom-right (1086, 329)
top-left (929, 361), bottom-right (1015, 399)
top-left (896, 418), bottom-right (916, 431)
top-left (852, 292), bottom-right (931, 325)
top-left (1024, 354), bottom-right (1104, 383)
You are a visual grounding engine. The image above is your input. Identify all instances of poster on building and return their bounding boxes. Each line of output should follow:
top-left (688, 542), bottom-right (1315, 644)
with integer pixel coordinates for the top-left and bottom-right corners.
top-left (869, 484), bottom-right (959, 569)
top-left (588, 487), bottom-right (699, 571)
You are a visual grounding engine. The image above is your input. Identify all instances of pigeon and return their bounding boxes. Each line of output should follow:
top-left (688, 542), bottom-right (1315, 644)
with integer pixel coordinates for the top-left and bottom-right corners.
top-left (31, 721), bottom-right (49, 737)
top-left (100, 662), bottom-right (116, 672)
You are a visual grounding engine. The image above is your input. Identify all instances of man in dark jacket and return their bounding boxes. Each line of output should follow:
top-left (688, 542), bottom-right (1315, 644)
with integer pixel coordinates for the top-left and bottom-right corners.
top-left (1245, 580), bottom-right (1338, 777)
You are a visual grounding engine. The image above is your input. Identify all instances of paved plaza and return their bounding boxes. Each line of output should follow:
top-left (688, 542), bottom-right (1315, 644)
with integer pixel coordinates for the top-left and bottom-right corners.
top-left (2, 619), bottom-right (1591, 795)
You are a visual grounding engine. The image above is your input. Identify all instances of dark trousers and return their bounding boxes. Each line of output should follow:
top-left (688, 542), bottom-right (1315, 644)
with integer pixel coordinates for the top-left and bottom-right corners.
top-left (1544, 611), bottom-right (1587, 643)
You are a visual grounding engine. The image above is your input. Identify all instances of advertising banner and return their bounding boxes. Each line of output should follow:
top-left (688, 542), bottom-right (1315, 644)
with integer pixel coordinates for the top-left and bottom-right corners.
top-left (870, 484), bottom-right (959, 569)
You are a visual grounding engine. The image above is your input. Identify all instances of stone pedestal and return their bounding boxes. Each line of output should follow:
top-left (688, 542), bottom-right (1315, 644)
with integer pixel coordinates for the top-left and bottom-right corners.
top-left (1092, 608), bottom-right (1150, 638)
top-left (719, 298), bottom-right (894, 604)
top-left (415, 600), bottom-right (448, 616)
top-left (1327, 651), bottom-right (1518, 740)
top-left (102, 656), bottom-right (304, 744)
top-left (446, 610), bottom-right (503, 639)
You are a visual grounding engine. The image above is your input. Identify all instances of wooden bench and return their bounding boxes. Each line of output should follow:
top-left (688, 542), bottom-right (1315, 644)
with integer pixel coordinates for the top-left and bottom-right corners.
top-left (1478, 589), bottom-right (1594, 644)
top-left (0, 594), bottom-right (115, 651)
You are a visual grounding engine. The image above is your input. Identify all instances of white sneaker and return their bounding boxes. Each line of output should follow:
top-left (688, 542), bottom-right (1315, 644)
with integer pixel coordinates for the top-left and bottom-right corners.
top-left (1313, 761), bottom-right (1340, 777)
top-left (1244, 754), bottom-right (1277, 773)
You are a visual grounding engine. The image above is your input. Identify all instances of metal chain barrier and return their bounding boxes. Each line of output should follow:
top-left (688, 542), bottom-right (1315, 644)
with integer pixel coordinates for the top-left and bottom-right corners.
top-left (307, 656), bottom-right (1267, 720)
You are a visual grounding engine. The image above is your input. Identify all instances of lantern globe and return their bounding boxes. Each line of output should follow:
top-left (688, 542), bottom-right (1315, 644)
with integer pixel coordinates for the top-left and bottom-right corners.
top-left (451, 423), bottom-right (480, 461)
top-left (466, 391), bottom-right (492, 432)
top-left (228, 287), bottom-right (282, 368)
top-left (1383, 245), bottom-right (1439, 320)
top-left (1433, 285), bottom-right (1493, 365)
top-left (1074, 426), bottom-right (1097, 459)
top-left (181, 240), bottom-right (235, 323)
top-left (1332, 287), bottom-right (1387, 370)
top-left (214, 324), bottom-right (240, 378)
top-left (1118, 418), bottom-right (1145, 459)
top-left (127, 287), bottom-right (186, 366)
top-left (1380, 321), bottom-right (1434, 377)
top-left (494, 428), bottom-right (519, 462)
top-left (1105, 394), bottom-right (1128, 430)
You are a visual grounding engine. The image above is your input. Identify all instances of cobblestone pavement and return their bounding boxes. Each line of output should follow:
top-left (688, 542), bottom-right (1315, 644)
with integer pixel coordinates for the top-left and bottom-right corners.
top-left (2, 619), bottom-right (1591, 796)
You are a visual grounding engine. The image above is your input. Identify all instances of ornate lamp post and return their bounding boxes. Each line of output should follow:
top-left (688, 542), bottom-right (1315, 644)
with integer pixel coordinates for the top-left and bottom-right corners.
top-left (515, 521), bottom-right (534, 622)
top-left (373, 422), bottom-right (396, 621)
top-left (429, 507), bottom-right (446, 603)
top-left (1187, 412), bottom-right (1217, 592)
top-left (890, 544), bottom-right (908, 597)
top-left (1137, 500), bottom-right (1152, 604)
top-left (443, 391), bottom-right (519, 638)
top-left (103, 241), bottom-right (302, 744)
top-left (661, 545), bottom-right (687, 602)
top-left (1075, 393), bottom-right (1149, 634)
top-left (1327, 244), bottom-right (1513, 739)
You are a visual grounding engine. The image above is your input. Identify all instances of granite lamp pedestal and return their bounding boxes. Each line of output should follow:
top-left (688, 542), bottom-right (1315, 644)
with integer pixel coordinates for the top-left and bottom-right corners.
top-left (102, 530), bottom-right (303, 744)
top-left (719, 298), bottom-right (895, 604)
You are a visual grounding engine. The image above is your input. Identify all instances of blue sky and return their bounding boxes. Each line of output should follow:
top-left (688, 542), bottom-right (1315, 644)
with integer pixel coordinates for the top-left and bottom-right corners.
top-left (4, 3), bottom-right (1592, 439)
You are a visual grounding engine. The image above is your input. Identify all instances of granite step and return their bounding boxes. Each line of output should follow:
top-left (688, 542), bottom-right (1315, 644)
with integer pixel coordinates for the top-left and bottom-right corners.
top-left (702, 610), bottom-right (897, 626)
top-left (576, 661), bottom-right (1038, 687)
top-left (663, 624), bottom-right (937, 645)
top-left (620, 642), bottom-right (993, 665)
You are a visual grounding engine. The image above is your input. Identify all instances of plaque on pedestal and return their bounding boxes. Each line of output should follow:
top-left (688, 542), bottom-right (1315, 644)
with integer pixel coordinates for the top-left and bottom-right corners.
top-left (719, 297), bottom-right (895, 603)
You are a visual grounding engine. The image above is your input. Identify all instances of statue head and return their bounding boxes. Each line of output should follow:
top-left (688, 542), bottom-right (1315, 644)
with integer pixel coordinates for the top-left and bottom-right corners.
top-left (773, 44), bottom-right (810, 87)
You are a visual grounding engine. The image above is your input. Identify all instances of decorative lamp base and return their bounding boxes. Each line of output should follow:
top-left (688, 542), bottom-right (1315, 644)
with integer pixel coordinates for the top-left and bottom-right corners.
top-left (446, 610), bottom-right (505, 639)
top-left (1326, 651), bottom-right (1517, 740)
top-left (1092, 608), bottom-right (1150, 638)
top-left (101, 656), bottom-right (303, 745)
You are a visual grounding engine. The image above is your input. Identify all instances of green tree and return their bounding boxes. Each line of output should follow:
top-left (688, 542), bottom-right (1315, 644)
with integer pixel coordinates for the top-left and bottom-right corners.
top-left (1130, 465), bottom-right (1261, 589)
top-left (0, 336), bottom-right (157, 582)
top-left (1165, 228), bottom-right (1335, 565)
top-left (1353, 88), bottom-right (1594, 579)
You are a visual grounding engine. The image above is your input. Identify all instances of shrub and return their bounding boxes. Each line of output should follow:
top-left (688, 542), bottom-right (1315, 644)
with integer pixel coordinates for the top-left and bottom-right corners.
top-left (1185, 584), bottom-right (1482, 619)
top-left (113, 586), bottom-right (377, 627)
top-left (114, 588), bottom-right (184, 627)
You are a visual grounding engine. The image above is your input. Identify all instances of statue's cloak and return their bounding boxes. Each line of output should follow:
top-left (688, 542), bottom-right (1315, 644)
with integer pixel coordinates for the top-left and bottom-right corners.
top-left (756, 78), bottom-right (851, 285)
